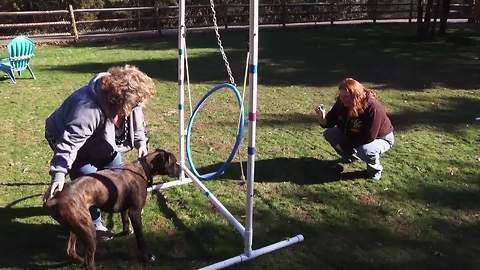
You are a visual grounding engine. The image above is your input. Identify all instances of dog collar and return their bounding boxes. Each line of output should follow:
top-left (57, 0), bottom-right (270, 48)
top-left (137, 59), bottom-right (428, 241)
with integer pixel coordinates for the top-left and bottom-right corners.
top-left (139, 157), bottom-right (154, 187)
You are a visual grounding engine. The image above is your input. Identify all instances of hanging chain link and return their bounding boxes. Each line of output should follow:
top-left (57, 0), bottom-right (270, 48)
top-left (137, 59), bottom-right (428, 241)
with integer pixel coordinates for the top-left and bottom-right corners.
top-left (209, 0), bottom-right (235, 85)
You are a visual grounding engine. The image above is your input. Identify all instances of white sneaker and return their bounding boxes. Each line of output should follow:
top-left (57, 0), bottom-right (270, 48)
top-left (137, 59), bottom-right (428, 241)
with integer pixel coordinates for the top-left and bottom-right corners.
top-left (95, 222), bottom-right (109, 232)
top-left (94, 221), bottom-right (114, 241)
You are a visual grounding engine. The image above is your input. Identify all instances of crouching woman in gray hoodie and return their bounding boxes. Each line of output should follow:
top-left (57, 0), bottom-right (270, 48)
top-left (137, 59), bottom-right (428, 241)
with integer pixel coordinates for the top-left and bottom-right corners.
top-left (43, 65), bottom-right (155, 240)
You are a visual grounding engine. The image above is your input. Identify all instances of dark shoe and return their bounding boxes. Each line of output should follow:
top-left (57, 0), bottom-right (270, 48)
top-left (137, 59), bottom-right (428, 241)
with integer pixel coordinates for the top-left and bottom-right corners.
top-left (96, 229), bottom-right (114, 241)
top-left (333, 163), bottom-right (344, 173)
top-left (341, 154), bottom-right (360, 164)
top-left (325, 162), bottom-right (344, 173)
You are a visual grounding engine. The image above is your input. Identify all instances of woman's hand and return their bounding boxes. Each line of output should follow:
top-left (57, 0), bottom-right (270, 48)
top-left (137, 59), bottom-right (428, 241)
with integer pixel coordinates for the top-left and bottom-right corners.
top-left (138, 145), bottom-right (148, 158)
top-left (43, 173), bottom-right (65, 203)
top-left (315, 104), bottom-right (327, 126)
top-left (315, 104), bottom-right (326, 117)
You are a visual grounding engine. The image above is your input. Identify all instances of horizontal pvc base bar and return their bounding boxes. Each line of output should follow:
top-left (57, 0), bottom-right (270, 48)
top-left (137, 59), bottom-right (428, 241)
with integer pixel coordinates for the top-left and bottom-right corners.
top-left (199, 234), bottom-right (304, 270)
top-left (147, 178), bottom-right (192, 192)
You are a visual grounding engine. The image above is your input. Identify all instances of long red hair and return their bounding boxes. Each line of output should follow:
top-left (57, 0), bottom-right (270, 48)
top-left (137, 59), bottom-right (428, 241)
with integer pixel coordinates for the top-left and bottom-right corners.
top-left (338, 78), bottom-right (376, 117)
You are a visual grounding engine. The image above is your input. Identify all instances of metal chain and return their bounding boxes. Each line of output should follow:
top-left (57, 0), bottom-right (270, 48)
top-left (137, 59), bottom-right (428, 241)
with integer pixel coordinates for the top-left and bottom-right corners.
top-left (209, 0), bottom-right (235, 85)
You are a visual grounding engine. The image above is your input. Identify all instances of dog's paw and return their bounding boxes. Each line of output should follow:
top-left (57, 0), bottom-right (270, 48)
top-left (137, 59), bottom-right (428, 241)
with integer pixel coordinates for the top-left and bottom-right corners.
top-left (68, 254), bottom-right (84, 264)
top-left (119, 228), bottom-right (134, 236)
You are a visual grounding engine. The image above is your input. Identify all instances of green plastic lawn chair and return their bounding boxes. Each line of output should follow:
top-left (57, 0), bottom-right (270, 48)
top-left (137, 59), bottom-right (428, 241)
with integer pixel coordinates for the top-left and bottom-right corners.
top-left (0, 36), bottom-right (37, 84)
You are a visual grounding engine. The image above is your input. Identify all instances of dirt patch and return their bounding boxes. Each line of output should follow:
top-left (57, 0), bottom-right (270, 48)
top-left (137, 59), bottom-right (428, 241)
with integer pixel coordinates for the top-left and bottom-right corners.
top-left (354, 192), bottom-right (380, 207)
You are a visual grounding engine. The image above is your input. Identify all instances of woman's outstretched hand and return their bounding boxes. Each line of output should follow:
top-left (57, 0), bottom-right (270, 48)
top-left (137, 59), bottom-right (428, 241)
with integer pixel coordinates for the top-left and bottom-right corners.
top-left (315, 104), bottom-right (327, 126)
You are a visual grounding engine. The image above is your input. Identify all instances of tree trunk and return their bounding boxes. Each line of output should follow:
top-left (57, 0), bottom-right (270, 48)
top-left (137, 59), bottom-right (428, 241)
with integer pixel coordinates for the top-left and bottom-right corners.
top-left (439, 0), bottom-right (450, 34)
top-left (417, 0), bottom-right (434, 39)
top-left (423, 0), bottom-right (434, 33)
top-left (430, 0), bottom-right (441, 37)
top-left (467, 0), bottom-right (475, 22)
top-left (472, 0), bottom-right (480, 23)
top-left (417, 0), bottom-right (425, 38)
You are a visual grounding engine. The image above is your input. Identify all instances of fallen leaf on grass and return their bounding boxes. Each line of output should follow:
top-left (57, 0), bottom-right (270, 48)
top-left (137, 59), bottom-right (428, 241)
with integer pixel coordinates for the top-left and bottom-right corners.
top-left (448, 167), bottom-right (459, 176)
top-left (165, 110), bottom-right (176, 116)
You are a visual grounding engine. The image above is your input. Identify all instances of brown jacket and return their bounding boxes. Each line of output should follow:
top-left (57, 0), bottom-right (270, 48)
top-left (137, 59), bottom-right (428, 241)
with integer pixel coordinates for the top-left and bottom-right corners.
top-left (323, 97), bottom-right (393, 150)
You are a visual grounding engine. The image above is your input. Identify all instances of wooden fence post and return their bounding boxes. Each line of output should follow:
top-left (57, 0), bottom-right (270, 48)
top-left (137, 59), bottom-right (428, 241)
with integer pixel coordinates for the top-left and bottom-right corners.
top-left (68, 5), bottom-right (79, 41)
top-left (154, 1), bottom-right (161, 35)
top-left (136, 0), bottom-right (141, 30)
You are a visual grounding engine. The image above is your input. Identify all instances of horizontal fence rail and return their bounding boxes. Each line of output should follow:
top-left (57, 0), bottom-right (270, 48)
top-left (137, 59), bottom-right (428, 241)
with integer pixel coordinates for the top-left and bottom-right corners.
top-left (0, 1), bottom-right (475, 40)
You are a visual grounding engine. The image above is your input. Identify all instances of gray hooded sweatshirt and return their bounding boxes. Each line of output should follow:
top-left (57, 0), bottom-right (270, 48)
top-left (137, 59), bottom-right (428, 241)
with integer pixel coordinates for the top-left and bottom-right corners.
top-left (45, 73), bottom-right (148, 177)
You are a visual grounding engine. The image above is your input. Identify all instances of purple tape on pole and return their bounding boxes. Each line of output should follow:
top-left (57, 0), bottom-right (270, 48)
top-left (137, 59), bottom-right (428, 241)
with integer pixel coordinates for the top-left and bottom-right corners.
top-left (249, 112), bottom-right (256, 122)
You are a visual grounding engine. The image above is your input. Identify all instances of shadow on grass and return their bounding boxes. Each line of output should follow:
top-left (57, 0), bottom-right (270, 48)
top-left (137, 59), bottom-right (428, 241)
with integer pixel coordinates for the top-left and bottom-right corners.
top-left (156, 179), bottom-right (480, 269)
top-left (259, 112), bottom-right (317, 128)
top-left (3, 173), bottom-right (473, 269)
top-left (45, 23), bottom-right (480, 90)
top-left (389, 96), bottom-right (480, 133)
top-left (0, 193), bottom-right (171, 269)
top-left (0, 193), bottom-right (224, 269)
top-left (270, 183), bottom-right (480, 270)
top-left (0, 182), bottom-right (45, 186)
top-left (44, 51), bottom-right (243, 86)
top-left (152, 191), bottom-right (248, 268)
top-left (153, 191), bottom-right (211, 260)
top-left (0, 196), bottom-right (70, 269)
top-left (258, 24), bottom-right (480, 90)
top-left (407, 182), bottom-right (480, 211)
top-left (195, 158), bottom-right (370, 184)
top-left (0, 75), bottom-right (34, 84)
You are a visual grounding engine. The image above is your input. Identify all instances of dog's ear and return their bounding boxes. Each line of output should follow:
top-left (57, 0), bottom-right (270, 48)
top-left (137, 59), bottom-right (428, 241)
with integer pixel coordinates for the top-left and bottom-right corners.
top-left (149, 149), bottom-right (178, 178)
top-left (146, 150), bottom-right (161, 175)
top-left (166, 152), bottom-right (180, 178)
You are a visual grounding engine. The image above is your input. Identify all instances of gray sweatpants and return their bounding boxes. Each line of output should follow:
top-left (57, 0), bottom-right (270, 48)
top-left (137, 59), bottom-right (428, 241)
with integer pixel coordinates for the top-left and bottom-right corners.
top-left (323, 127), bottom-right (394, 173)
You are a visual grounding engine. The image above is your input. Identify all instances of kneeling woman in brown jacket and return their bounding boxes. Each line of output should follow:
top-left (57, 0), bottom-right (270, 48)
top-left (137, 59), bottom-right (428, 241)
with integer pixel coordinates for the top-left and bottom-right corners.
top-left (315, 78), bottom-right (394, 181)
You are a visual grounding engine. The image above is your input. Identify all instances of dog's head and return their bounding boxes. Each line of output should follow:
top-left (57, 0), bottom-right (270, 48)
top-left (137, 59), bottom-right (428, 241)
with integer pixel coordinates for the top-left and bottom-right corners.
top-left (146, 149), bottom-right (180, 178)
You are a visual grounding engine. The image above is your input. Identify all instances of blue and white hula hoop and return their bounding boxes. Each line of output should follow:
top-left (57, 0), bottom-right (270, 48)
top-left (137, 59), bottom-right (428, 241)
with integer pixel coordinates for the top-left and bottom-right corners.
top-left (186, 83), bottom-right (245, 180)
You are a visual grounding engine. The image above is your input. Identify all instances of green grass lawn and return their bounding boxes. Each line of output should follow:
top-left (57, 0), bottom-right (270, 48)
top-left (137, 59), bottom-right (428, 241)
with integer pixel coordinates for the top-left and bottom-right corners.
top-left (0, 22), bottom-right (479, 270)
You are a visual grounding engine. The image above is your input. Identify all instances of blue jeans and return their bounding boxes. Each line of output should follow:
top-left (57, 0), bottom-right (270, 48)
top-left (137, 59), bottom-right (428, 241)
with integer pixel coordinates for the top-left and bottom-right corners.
top-left (69, 152), bottom-right (123, 220)
top-left (323, 127), bottom-right (394, 173)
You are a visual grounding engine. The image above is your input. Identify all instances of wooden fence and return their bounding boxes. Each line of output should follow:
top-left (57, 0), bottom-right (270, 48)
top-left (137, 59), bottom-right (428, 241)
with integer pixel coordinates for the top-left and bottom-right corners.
top-left (0, 1), bottom-right (474, 41)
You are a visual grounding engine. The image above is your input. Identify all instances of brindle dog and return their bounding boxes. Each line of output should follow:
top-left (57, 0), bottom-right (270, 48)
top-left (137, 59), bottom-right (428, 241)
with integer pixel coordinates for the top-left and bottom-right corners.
top-left (45, 149), bottom-right (180, 270)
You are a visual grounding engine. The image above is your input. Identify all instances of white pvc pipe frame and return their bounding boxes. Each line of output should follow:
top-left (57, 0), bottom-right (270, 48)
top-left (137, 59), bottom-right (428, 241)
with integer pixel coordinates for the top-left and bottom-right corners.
top-left (148, 0), bottom-right (304, 268)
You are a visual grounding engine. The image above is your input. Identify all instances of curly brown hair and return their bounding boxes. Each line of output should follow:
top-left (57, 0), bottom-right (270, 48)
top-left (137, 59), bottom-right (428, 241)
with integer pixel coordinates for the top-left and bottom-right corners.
top-left (338, 78), bottom-right (376, 117)
top-left (100, 65), bottom-right (155, 116)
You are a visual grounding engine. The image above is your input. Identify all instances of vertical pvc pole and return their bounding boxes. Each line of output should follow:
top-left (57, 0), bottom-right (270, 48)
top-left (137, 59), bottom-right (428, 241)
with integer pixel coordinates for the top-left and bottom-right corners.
top-left (245, 0), bottom-right (259, 257)
top-left (178, 1), bottom-right (186, 181)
